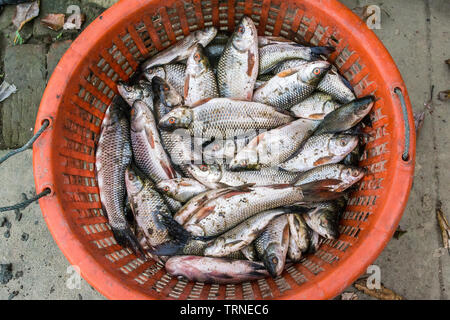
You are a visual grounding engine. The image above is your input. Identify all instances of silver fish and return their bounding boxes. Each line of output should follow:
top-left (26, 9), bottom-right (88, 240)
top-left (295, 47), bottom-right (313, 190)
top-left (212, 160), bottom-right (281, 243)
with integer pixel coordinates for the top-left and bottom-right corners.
top-left (142, 27), bottom-right (217, 70)
top-left (144, 64), bottom-right (186, 97)
top-left (152, 76), bottom-right (184, 108)
top-left (279, 134), bottom-right (359, 172)
top-left (294, 164), bottom-right (365, 192)
top-left (229, 118), bottom-right (321, 170)
top-left (117, 80), bottom-right (154, 108)
top-left (287, 213), bottom-right (310, 262)
top-left (303, 201), bottom-right (342, 240)
top-left (204, 209), bottom-right (289, 257)
top-left (217, 16), bottom-right (259, 100)
top-left (187, 163), bottom-right (301, 189)
top-left (183, 180), bottom-right (343, 237)
top-left (253, 61), bottom-right (331, 110)
top-left (203, 134), bottom-right (257, 165)
top-left (259, 43), bottom-right (334, 75)
top-left (184, 44), bottom-right (219, 107)
top-left (254, 215), bottom-right (290, 277)
top-left (241, 244), bottom-right (258, 261)
top-left (291, 92), bottom-right (342, 120)
top-left (258, 36), bottom-right (297, 47)
top-left (314, 96), bottom-right (375, 135)
top-left (165, 256), bottom-right (270, 284)
top-left (130, 100), bottom-right (180, 183)
top-left (156, 178), bottom-right (209, 203)
top-left (158, 98), bottom-right (294, 141)
top-left (95, 98), bottom-right (143, 255)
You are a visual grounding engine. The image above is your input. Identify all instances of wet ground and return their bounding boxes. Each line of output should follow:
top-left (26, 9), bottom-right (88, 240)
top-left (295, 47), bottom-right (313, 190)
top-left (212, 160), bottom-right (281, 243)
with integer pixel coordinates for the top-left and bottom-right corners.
top-left (0, 0), bottom-right (448, 300)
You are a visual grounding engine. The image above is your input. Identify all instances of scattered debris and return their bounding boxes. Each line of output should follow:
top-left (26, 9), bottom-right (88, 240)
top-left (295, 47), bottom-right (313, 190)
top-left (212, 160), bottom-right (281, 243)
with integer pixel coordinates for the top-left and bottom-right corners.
top-left (8, 291), bottom-right (19, 300)
top-left (21, 232), bottom-right (29, 241)
top-left (41, 13), bottom-right (65, 31)
top-left (0, 81), bottom-right (17, 102)
top-left (394, 226), bottom-right (407, 240)
top-left (341, 292), bottom-right (359, 300)
top-left (0, 217), bottom-right (8, 227)
top-left (15, 271), bottom-right (23, 279)
top-left (354, 279), bottom-right (404, 300)
top-left (414, 85), bottom-right (434, 138)
top-left (63, 5), bottom-right (85, 30)
top-left (12, 0), bottom-right (39, 31)
top-left (0, 264), bottom-right (13, 285)
top-left (436, 202), bottom-right (450, 255)
top-left (438, 90), bottom-right (449, 101)
top-left (4, 230), bottom-right (10, 238)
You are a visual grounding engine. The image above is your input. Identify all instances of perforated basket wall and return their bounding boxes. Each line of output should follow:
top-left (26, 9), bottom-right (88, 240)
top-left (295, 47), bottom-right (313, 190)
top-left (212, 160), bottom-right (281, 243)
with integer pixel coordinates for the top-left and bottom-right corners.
top-left (33, 0), bottom-right (415, 300)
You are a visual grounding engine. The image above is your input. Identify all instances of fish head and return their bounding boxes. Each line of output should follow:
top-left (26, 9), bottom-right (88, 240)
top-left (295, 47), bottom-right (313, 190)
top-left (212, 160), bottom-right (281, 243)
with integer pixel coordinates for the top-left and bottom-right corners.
top-left (187, 163), bottom-right (222, 185)
top-left (130, 100), bottom-right (151, 132)
top-left (315, 208), bottom-right (340, 239)
top-left (117, 80), bottom-right (154, 108)
top-left (352, 96), bottom-right (375, 118)
top-left (195, 27), bottom-right (218, 47)
top-left (186, 44), bottom-right (210, 78)
top-left (125, 165), bottom-right (145, 196)
top-left (232, 16), bottom-right (257, 52)
top-left (229, 152), bottom-right (260, 171)
top-left (298, 61), bottom-right (332, 86)
top-left (203, 139), bottom-right (236, 163)
top-left (144, 66), bottom-right (166, 83)
top-left (263, 243), bottom-right (285, 277)
top-left (339, 166), bottom-right (366, 190)
top-left (152, 76), bottom-right (184, 108)
top-left (155, 179), bottom-right (181, 199)
top-left (158, 107), bottom-right (193, 131)
top-left (102, 100), bottom-right (124, 127)
top-left (329, 134), bottom-right (359, 157)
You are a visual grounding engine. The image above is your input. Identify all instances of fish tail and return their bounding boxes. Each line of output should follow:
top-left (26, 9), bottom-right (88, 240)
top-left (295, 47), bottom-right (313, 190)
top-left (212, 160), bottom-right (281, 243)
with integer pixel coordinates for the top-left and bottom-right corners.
top-left (311, 46), bottom-right (336, 57)
top-left (111, 227), bottom-right (147, 259)
top-left (297, 179), bottom-right (344, 202)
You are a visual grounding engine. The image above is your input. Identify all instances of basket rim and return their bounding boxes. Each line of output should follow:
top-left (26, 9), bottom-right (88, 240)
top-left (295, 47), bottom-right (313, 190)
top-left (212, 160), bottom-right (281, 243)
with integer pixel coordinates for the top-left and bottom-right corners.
top-left (33, 0), bottom-right (415, 300)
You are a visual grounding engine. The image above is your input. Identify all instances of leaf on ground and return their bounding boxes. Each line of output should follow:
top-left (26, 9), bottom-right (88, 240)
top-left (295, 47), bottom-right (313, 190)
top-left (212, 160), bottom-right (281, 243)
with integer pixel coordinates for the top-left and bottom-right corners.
top-left (393, 226), bottom-right (407, 240)
top-left (12, 0), bottom-right (39, 31)
top-left (436, 205), bottom-right (450, 254)
top-left (354, 279), bottom-right (404, 300)
top-left (0, 81), bottom-right (17, 102)
top-left (341, 292), bottom-right (358, 300)
top-left (41, 13), bottom-right (65, 31)
top-left (414, 111), bottom-right (425, 136)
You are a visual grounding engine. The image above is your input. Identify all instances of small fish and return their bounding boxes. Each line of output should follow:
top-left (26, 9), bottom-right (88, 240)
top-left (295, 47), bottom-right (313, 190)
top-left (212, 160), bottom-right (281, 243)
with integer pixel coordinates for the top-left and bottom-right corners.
top-left (290, 92), bottom-right (342, 120)
top-left (130, 100), bottom-right (180, 183)
top-left (96, 98), bottom-right (144, 256)
top-left (254, 215), bottom-right (290, 277)
top-left (253, 61), bottom-right (331, 110)
top-left (258, 36), bottom-right (297, 47)
top-left (187, 163), bottom-right (302, 189)
top-left (142, 27), bottom-right (217, 70)
top-left (165, 256), bottom-right (270, 284)
top-left (144, 64), bottom-right (186, 97)
top-left (183, 180), bottom-right (343, 237)
top-left (204, 209), bottom-right (289, 257)
top-left (184, 44), bottom-right (219, 107)
top-left (158, 98), bottom-right (294, 141)
top-left (294, 164), bottom-right (365, 192)
top-left (152, 76), bottom-right (184, 108)
top-left (287, 213), bottom-right (310, 262)
top-left (279, 133), bottom-right (359, 172)
top-left (259, 43), bottom-right (334, 75)
top-left (303, 201), bottom-right (342, 239)
top-left (229, 118), bottom-right (321, 170)
top-left (156, 178), bottom-right (209, 203)
top-left (117, 80), bottom-right (154, 109)
top-left (217, 16), bottom-right (259, 100)
top-left (314, 96), bottom-right (375, 135)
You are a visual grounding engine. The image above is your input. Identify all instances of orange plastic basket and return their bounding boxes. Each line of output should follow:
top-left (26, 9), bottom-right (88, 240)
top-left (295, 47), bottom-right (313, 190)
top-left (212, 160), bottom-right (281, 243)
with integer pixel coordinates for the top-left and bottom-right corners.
top-left (33, 0), bottom-right (415, 300)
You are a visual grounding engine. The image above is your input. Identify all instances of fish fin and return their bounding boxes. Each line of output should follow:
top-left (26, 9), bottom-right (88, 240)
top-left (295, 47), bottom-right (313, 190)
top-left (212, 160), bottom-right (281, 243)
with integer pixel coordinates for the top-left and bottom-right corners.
top-left (297, 179), bottom-right (344, 202)
top-left (150, 241), bottom-right (185, 256)
top-left (277, 68), bottom-right (298, 78)
top-left (111, 227), bottom-right (147, 259)
top-left (184, 74), bottom-right (190, 99)
top-left (311, 46), bottom-right (336, 57)
top-left (159, 214), bottom-right (192, 244)
top-left (247, 51), bottom-right (256, 77)
top-left (313, 156), bottom-right (335, 166)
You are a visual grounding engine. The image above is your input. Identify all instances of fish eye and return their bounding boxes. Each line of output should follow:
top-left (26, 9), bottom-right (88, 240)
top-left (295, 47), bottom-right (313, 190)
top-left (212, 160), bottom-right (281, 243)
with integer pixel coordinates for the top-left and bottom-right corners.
top-left (128, 172), bottom-right (135, 181)
top-left (194, 53), bottom-right (201, 62)
top-left (163, 186), bottom-right (170, 192)
top-left (238, 26), bottom-right (245, 33)
top-left (168, 117), bottom-right (176, 124)
top-left (212, 144), bottom-right (220, 151)
top-left (352, 170), bottom-right (361, 177)
top-left (163, 85), bottom-right (170, 92)
top-left (271, 257), bottom-right (278, 264)
top-left (340, 138), bottom-right (348, 146)
top-left (199, 164), bottom-right (208, 171)
top-left (313, 68), bottom-right (321, 75)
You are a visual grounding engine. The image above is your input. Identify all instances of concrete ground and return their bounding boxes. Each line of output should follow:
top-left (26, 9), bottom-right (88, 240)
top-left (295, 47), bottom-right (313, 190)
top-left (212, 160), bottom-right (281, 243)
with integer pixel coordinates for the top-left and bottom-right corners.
top-left (0, 0), bottom-right (449, 300)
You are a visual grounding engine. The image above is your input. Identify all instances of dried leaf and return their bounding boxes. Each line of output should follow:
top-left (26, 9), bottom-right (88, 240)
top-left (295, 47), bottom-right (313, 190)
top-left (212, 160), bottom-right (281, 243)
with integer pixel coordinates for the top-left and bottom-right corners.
top-left (436, 206), bottom-right (450, 254)
top-left (41, 13), bottom-right (65, 31)
top-left (341, 292), bottom-right (358, 300)
top-left (0, 81), bottom-right (17, 102)
top-left (393, 226), bottom-right (407, 240)
top-left (354, 280), bottom-right (404, 300)
top-left (446, 59), bottom-right (450, 65)
top-left (438, 90), bottom-right (449, 101)
top-left (12, 0), bottom-right (39, 31)
top-left (414, 111), bottom-right (425, 137)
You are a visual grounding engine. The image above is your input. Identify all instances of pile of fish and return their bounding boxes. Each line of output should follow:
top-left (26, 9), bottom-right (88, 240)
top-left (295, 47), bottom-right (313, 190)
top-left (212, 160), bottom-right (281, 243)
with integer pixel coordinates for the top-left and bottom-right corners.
top-left (96, 16), bottom-right (375, 284)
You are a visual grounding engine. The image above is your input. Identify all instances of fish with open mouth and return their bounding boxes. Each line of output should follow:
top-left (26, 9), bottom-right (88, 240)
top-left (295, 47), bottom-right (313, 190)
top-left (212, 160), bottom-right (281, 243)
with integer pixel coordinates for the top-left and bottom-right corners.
top-left (217, 16), bottom-right (259, 100)
top-left (142, 27), bottom-right (217, 70)
top-left (96, 97), bottom-right (143, 256)
top-left (253, 61), bottom-right (332, 110)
